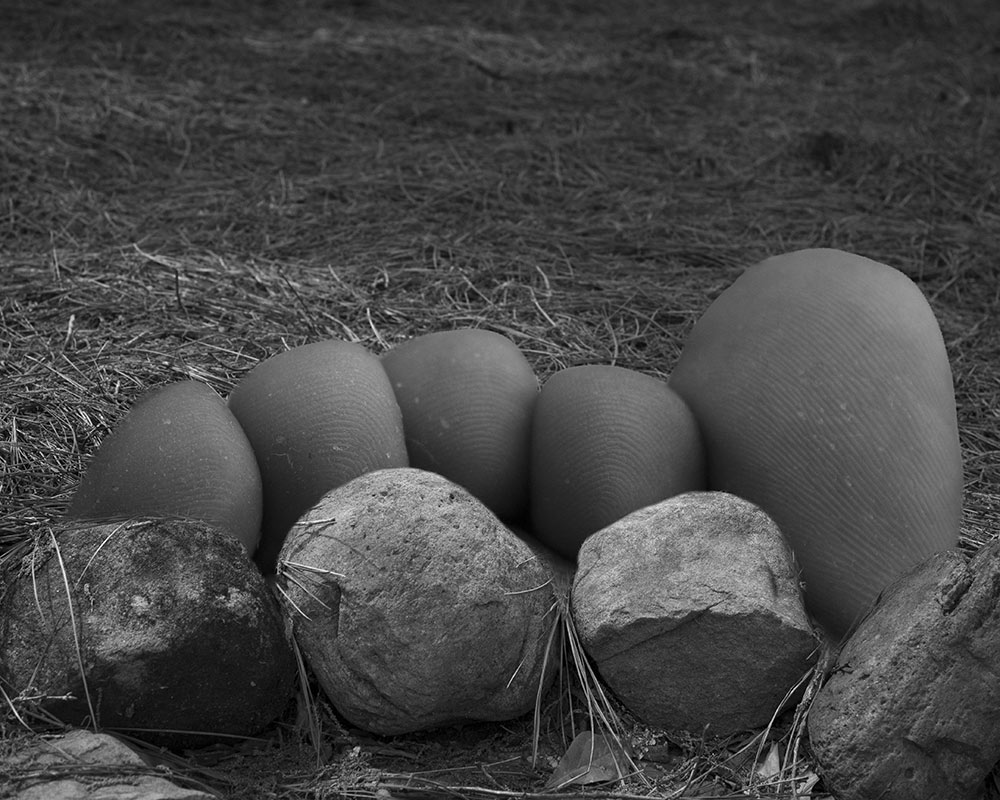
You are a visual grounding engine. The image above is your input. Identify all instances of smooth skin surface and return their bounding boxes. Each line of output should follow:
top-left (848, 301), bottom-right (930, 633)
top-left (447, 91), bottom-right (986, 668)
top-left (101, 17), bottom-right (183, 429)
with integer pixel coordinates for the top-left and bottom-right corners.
top-left (382, 328), bottom-right (538, 521)
top-left (67, 380), bottom-right (263, 553)
top-left (669, 248), bottom-right (963, 639)
top-left (530, 364), bottom-right (706, 559)
top-left (228, 340), bottom-right (408, 572)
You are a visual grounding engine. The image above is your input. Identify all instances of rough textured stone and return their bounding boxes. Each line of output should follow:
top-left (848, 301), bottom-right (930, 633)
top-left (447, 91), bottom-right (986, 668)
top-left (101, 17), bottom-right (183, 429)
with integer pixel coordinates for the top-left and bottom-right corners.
top-left (2, 729), bottom-right (213, 799)
top-left (0, 518), bottom-right (296, 749)
top-left (275, 467), bottom-right (563, 735)
top-left (808, 540), bottom-right (1000, 800)
top-left (571, 491), bottom-right (817, 735)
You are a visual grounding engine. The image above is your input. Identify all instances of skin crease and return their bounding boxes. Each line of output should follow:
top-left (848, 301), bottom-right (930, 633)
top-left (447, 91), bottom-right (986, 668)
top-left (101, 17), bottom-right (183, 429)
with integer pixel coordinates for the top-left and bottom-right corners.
top-left (668, 248), bottom-right (963, 639)
top-left (381, 328), bottom-right (539, 522)
top-left (227, 340), bottom-right (408, 574)
top-left (66, 380), bottom-right (263, 554)
top-left (530, 364), bottom-right (707, 560)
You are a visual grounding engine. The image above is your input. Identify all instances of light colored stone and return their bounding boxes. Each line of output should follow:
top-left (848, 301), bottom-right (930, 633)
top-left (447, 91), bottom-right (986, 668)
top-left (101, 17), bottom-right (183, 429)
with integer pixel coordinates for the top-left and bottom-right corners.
top-left (571, 491), bottom-right (817, 735)
top-left (2, 729), bottom-right (213, 799)
top-left (808, 540), bottom-right (1000, 800)
top-left (0, 518), bottom-right (295, 749)
top-left (275, 467), bottom-right (564, 735)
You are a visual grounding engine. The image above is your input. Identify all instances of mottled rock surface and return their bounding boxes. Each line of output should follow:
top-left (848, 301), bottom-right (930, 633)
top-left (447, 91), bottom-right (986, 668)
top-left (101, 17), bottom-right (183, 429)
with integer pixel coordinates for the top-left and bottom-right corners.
top-left (0, 518), bottom-right (295, 748)
top-left (275, 467), bottom-right (563, 735)
top-left (2, 729), bottom-right (213, 799)
top-left (572, 491), bottom-right (817, 735)
top-left (809, 540), bottom-right (1000, 800)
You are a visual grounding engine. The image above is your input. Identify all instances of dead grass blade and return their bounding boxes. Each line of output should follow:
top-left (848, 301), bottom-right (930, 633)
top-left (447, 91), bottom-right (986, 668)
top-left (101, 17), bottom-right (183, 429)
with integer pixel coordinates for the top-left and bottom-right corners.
top-left (46, 528), bottom-right (97, 731)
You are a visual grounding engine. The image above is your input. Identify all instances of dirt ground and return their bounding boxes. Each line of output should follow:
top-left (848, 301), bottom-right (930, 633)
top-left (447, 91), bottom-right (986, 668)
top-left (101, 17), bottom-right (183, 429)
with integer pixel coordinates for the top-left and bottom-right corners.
top-left (2, 0), bottom-right (999, 797)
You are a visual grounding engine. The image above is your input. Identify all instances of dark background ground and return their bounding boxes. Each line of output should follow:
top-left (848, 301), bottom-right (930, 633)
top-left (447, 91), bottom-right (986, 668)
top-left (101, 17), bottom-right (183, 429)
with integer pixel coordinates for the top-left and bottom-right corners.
top-left (2, 0), bottom-right (999, 797)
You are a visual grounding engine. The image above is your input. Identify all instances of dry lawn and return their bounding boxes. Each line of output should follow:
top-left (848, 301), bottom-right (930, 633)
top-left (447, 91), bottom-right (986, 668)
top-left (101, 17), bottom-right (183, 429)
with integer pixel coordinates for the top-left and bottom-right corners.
top-left (2, 0), bottom-right (999, 797)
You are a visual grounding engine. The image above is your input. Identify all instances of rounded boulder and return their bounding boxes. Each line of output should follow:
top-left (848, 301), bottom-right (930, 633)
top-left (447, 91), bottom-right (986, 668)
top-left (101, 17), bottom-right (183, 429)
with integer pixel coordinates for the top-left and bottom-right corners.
top-left (0, 517), bottom-right (296, 748)
top-left (274, 467), bottom-right (562, 735)
top-left (809, 541), bottom-right (1000, 800)
top-left (571, 491), bottom-right (817, 735)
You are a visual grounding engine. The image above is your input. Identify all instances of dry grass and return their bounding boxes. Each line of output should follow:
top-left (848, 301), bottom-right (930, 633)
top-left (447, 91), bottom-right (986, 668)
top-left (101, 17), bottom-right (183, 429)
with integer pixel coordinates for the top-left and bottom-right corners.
top-left (2, 0), bottom-right (999, 796)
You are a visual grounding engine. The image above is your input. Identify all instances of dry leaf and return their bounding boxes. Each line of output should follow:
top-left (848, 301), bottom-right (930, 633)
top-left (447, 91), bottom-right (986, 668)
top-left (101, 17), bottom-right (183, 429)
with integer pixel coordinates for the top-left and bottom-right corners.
top-left (545, 730), bottom-right (630, 790)
top-left (795, 770), bottom-right (821, 796)
top-left (755, 741), bottom-right (782, 781)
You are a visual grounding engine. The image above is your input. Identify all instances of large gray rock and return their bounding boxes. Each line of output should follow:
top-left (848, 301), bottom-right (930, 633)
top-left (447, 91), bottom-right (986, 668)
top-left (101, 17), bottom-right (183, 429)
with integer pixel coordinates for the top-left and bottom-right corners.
top-left (0, 518), bottom-right (295, 749)
top-left (572, 491), bottom-right (817, 735)
top-left (275, 467), bottom-right (563, 735)
top-left (2, 729), bottom-right (213, 799)
top-left (808, 540), bottom-right (1000, 800)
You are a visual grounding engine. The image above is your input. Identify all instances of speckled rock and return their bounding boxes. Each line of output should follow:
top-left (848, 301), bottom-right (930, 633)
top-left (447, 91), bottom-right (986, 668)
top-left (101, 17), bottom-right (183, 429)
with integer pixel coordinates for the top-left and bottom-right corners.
top-left (274, 467), bottom-right (564, 735)
top-left (2, 729), bottom-right (214, 799)
top-left (572, 491), bottom-right (817, 735)
top-left (808, 540), bottom-right (1000, 800)
top-left (0, 518), bottom-right (295, 748)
